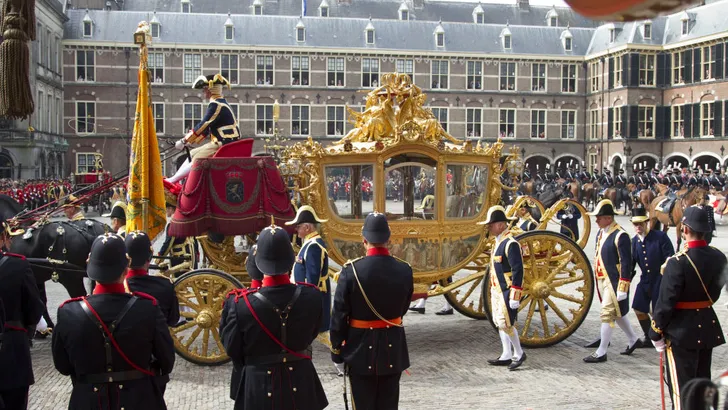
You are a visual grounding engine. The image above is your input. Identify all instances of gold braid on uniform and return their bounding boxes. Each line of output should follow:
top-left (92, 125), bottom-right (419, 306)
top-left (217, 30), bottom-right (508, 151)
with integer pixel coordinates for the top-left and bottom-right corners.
top-left (651, 319), bottom-right (663, 335)
top-left (617, 278), bottom-right (631, 293)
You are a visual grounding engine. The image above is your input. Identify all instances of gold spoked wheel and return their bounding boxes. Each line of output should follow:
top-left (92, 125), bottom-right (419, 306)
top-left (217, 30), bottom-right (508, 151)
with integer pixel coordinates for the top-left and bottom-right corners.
top-left (438, 240), bottom-right (494, 321)
top-left (483, 231), bottom-right (594, 347)
top-left (171, 269), bottom-right (244, 366)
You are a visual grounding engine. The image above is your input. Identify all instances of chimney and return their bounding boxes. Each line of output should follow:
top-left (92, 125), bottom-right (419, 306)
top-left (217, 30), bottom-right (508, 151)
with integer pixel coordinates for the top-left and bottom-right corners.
top-left (105, 1), bottom-right (111, 9)
top-left (413, 0), bottom-right (424, 9)
top-left (518, 0), bottom-right (529, 9)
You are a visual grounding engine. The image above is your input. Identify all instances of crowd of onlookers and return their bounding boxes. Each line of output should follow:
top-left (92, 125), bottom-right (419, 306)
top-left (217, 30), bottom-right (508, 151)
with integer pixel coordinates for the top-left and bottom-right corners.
top-left (0, 178), bottom-right (72, 210)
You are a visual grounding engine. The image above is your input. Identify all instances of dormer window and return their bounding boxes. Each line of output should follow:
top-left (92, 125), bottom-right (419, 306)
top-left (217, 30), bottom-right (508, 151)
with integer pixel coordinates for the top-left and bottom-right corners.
top-left (609, 28), bottom-right (616, 43)
top-left (473, 4), bottom-right (484, 24)
top-left (501, 26), bottom-right (512, 50)
top-left (546, 8), bottom-right (558, 27)
top-left (550, 16), bottom-right (557, 27)
top-left (253, 0), bottom-right (263, 15)
top-left (561, 28), bottom-right (572, 51)
top-left (565, 37), bottom-right (572, 51)
top-left (82, 12), bottom-right (93, 37)
top-left (150, 14), bottom-right (160, 38)
top-left (680, 13), bottom-right (689, 35)
top-left (181, 0), bottom-right (190, 13)
top-left (434, 23), bottom-right (445, 47)
top-left (296, 20), bottom-right (305, 42)
top-left (225, 16), bottom-right (234, 41)
top-left (681, 20), bottom-right (688, 35)
top-left (399, 2), bottom-right (409, 20)
top-left (319, 0), bottom-right (329, 17)
top-left (643, 21), bottom-right (652, 39)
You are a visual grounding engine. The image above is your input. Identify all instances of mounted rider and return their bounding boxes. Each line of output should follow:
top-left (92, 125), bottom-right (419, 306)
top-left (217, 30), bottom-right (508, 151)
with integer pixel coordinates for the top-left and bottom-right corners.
top-left (687, 168), bottom-right (700, 188)
top-left (615, 168), bottom-right (627, 188)
top-left (650, 168), bottom-right (662, 188)
top-left (579, 162), bottom-right (592, 184)
top-left (165, 73), bottom-right (241, 185)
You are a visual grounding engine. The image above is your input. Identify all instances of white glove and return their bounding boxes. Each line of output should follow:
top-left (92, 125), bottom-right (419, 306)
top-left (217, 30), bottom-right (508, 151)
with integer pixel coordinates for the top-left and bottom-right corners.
top-left (617, 291), bottom-right (628, 301)
top-left (175, 139), bottom-right (186, 150)
top-left (654, 338), bottom-right (666, 352)
top-left (334, 362), bottom-right (345, 376)
top-left (509, 300), bottom-right (520, 310)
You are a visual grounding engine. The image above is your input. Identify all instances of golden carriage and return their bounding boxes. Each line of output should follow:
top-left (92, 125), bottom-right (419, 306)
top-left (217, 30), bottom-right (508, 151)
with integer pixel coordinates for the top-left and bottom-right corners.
top-left (167, 73), bottom-right (595, 366)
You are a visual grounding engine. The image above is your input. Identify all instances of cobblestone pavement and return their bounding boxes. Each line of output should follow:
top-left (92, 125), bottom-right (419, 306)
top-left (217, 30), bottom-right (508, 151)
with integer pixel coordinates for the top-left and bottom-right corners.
top-left (26, 215), bottom-right (728, 409)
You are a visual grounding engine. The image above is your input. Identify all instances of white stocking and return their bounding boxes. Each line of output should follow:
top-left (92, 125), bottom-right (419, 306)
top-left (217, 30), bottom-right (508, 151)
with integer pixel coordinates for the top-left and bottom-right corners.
top-left (615, 316), bottom-right (639, 345)
top-left (596, 323), bottom-right (614, 356)
top-left (166, 159), bottom-right (192, 184)
top-left (36, 316), bottom-right (48, 332)
top-left (498, 330), bottom-right (513, 360)
top-left (413, 298), bottom-right (426, 309)
top-left (508, 328), bottom-right (524, 359)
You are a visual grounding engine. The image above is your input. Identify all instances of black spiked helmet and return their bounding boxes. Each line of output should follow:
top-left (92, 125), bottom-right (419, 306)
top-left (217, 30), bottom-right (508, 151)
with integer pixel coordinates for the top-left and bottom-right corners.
top-left (361, 212), bottom-right (391, 244)
top-left (682, 205), bottom-right (711, 233)
top-left (125, 231), bottom-right (154, 268)
top-left (255, 224), bottom-right (295, 276)
top-left (87, 233), bottom-right (129, 283)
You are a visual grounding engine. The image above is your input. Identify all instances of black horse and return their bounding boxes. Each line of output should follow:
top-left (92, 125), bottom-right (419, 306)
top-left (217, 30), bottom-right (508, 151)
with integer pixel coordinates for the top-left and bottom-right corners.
top-left (0, 194), bottom-right (110, 329)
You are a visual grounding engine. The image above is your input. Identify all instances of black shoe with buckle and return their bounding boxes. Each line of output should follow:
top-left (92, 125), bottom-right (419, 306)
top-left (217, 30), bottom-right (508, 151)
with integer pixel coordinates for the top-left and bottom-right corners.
top-left (435, 308), bottom-right (454, 316)
top-left (583, 353), bottom-right (607, 363)
top-left (508, 353), bottom-right (527, 370)
top-left (487, 358), bottom-right (512, 366)
top-left (620, 339), bottom-right (643, 355)
top-left (408, 307), bottom-right (425, 314)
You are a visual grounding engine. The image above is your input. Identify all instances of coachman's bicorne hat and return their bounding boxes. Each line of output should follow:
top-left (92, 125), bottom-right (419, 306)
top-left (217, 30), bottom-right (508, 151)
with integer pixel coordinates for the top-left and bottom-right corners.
top-left (588, 199), bottom-right (617, 217)
top-left (630, 207), bottom-right (649, 224)
top-left (125, 231), bottom-right (154, 268)
top-left (478, 205), bottom-right (517, 225)
top-left (192, 74), bottom-right (231, 90)
top-left (361, 212), bottom-right (391, 244)
top-left (285, 205), bottom-right (328, 226)
top-left (682, 205), bottom-right (711, 233)
top-left (104, 201), bottom-right (128, 221)
top-left (255, 224), bottom-right (295, 276)
top-left (87, 233), bottom-right (129, 283)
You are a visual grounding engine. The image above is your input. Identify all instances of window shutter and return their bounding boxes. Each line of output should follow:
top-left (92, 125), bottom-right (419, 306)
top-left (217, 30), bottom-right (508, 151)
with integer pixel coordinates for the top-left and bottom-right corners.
top-left (684, 50), bottom-right (693, 83)
top-left (629, 105), bottom-right (638, 138)
top-left (725, 101), bottom-right (728, 137)
top-left (692, 104), bottom-right (701, 138)
top-left (622, 106), bottom-right (628, 138)
top-left (629, 53), bottom-right (639, 87)
top-left (655, 106), bottom-right (668, 140)
top-left (715, 102), bottom-right (723, 137)
top-left (608, 108), bottom-right (614, 139)
top-left (608, 57), bottom-right (614, 89)
top-left (656, 53), bottom-right (665, 87)
top-left (684, 105), bottom-right (692, 138)
top-left (693, 48), bottom-right (701, 82)
top-left (715, 44), bottom-right (724, 80)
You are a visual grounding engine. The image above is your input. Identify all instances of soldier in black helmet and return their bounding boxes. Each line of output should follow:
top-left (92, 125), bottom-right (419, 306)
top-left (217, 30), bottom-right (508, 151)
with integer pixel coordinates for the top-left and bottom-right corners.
top-left (330, 212), bottom-right (414, 410)
top-left (220, 224), bottom-right (328, 410)
top-left (0, 214), bottom-right (44, 410)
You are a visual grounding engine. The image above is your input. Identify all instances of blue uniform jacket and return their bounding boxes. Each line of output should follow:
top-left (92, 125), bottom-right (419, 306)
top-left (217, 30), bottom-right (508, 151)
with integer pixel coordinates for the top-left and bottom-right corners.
top-left (293, 233), bottom-right (331, 332)
top-left (631, 229), bottom-right (674, 311)
top-left (189, 97), bottom-right (240, 145)
top-left (596, 224), bottom-right (632, 316)
top-left (491, 233), bottom-right (524, 324)
top-left (557, 206), bottom-right (581, 241)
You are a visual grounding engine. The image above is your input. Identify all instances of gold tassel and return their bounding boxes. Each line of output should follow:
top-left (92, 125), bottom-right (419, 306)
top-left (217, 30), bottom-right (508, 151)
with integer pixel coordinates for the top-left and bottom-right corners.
top-left (0, 0), bottom-right (36, 119)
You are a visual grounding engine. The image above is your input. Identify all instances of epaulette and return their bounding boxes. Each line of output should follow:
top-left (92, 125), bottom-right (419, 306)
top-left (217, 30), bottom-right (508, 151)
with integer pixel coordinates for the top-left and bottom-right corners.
top-left (343, 257), bottom-right (364, 267)
top-left (392, 255), bottom-right (411, 266)
top-left (59, 296), bottom-right (84, 308)
top-left (1, 252), bottom-right (26, 260)
top-left (226, 288), bottom-right (254, 304)
top-left (132, 291), bottom-right (158, 306)
top-left (296, 281), bottom-right (318, 289)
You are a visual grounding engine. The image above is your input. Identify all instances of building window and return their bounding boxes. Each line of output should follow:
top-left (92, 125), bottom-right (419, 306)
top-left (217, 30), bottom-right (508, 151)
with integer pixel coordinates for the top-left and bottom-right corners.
top-left (153, 103), bottom-right (164, 134)
top-left (702, 102), bottom-right (715, 136)
top-left (613, 107), bottom-right (622, 138)
top-left (37, 91), bottom-right (44, 132)
top-left (46, 29), bottom-right (52, 67)
top-left (466, 108), bottom-right (481, 138)
top-left (47, 94), bottom-right (53, 132)
top-left (83, 21), bottom-right (92, 37)
top-left (76, 101), bottom-right (95, 134)
top-left (589, 62), bottom-right (599, 92)
top-left (229, 104), bottom-right (239, 124)
top-left (638, 106), bottom-right (655, 137)
top-left (430, 60), bottom-right (448, 89)
top-left (256, 55), bottom-right (274, 85)
top-left (475, 12), bottom-right (484, 24)
top-left (292, 56), bottom-right (309, 86)
top-left (54, 37), bottom-right (60, 73)
top-left (499, 62), bottom-right (515, 91)
top-left (561, 64), bottom-right (576, 92)
top-left (256, 104), bottom-right (274, 135)
top-left (149, 52), bottom-right (164, 83)
top-left (76, 50), bottom-right (94, 81)
top-left (151, 22), bottom-right (160, 38)
top-left (681, 19), bottom-right (688, 35)
top-left (291, 105), bottom-right (310, 136)
top-left (702, 46), bottom-right (714, 80)
top-left (589, 152), bottom-right (598, 172)
top-left (327, 57), bottom-right (345, 87)
top-left (181, 1), bottom-right (190, 13)
top-left (254, 5), bottom-right (262, 15)
top-left (466, 61), bottom-right (482, 90)
top-left (436, 32), bottom-right (444, 47)
top-left (431, 108), bottom-right (448, 131)
top-left (225, 25), bottom-right (234, 41)
top-left (76, 153), bottom-right (98, 174)
top-left (366, 29), bottom-right (375, 45)
top-left (549, 16), bottom-right (557, 26)
top-left (564, 37), bottom-right (572, 51)
top-left (614, 56), bottom-right (622, 87)
top-left (400, 10), bottom-right (408, 20)
top-left (588, 109), bottom-right (598, 140)
top-left (643, 22), bottom-right (652, 39)
top-left (531, 109), bottom-right (546, 139)
top-left (672, 52), bottom-right (683, 84)
top-left (499, 109), bottom-right (515, 138)
top-left (561, 110), bottom-right (576, 139)
top-left (220, 54), bottom-right (238, 85)
top-left (639, 54), bottom-right (655, 86)
top-left (327, 106), bottom-right (345, 136)
top-left (296, 27), bottom-right (305, 42)
top-left (531, 63), bottom-right (546, 92)
top-left (183, 53), bottom-right (201, 84)
top-left (672, 105), bottom-right (684, 137)
top-left (396, 59), bottom-right (414, 82)
top-left (503, 34), bottom-right (511, 50)
top-left (609, 29), bottom-right (616, 43)
top-left (183, 103), bottom-right (202, 132)
top-left (320, 6), bottom-right (328, 17)
top-left (56, 97), bottom-right (61, 134)
top-left (362, 58), bottom-right (380, 87)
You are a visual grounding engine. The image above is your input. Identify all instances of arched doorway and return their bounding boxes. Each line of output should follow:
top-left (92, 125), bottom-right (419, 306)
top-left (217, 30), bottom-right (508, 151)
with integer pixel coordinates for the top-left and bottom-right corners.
top-left (665, 155), bottom-right (689, 170)
top-left (612, 156), bottom-right (623, 174)
top-left (554, 155), bottom-right (580, 173)
top-left (0, 152), bottom-right (13, 179)
top-left (632, 154), bottom-right (657, 172)
top-left (693, 155), bottom-right (720, 172)
top-left (524, 155), bottom-right (550, 175)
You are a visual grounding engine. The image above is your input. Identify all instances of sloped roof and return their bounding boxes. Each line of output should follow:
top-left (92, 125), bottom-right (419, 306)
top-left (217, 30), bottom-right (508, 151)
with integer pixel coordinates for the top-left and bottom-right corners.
top-left (65, 9), bottom-right (595, 56)
top-left (662, 0), bottom-right (728, 44)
